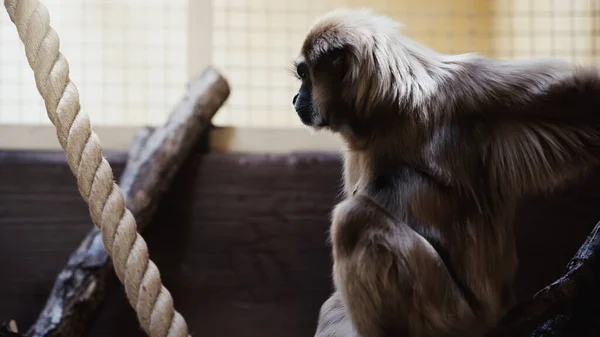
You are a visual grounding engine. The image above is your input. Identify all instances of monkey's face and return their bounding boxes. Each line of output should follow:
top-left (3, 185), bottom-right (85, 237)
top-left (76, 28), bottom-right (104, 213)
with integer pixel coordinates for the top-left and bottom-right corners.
top-left (291, 9), bottom-right (403, 138)
top-left (292, 60), bottom-right (318, 126)
top-left (292, 50), bottom-right (349, 131)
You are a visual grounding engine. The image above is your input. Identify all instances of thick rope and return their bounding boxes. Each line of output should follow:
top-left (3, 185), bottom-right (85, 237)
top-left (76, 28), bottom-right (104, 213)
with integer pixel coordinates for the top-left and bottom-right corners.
top-left (3, 1), bottom-right (190, 336)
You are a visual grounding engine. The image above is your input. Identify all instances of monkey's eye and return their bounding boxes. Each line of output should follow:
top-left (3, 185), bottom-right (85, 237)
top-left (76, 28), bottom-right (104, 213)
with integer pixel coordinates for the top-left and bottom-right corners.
top-left (297, 63), bottom-right (309, 80)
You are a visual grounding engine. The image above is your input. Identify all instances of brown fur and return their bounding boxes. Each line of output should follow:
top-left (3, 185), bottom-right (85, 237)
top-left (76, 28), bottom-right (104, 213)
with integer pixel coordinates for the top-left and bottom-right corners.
top-left (291, 8), bottom-right (600, 337)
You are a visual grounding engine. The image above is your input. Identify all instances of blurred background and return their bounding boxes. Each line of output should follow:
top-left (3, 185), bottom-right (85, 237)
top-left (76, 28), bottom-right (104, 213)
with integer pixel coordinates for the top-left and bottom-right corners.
top-left (0, 0), bottom-right (598, 129)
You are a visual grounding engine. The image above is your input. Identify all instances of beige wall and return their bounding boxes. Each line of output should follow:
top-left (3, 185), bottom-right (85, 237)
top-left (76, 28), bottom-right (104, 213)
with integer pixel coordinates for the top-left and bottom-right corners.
top-left (492, 0), bottom-right (597, 63)
top-left (349, 0), bottom-right (494, 55)
top-left (0, 0), bottom-right (188, 127)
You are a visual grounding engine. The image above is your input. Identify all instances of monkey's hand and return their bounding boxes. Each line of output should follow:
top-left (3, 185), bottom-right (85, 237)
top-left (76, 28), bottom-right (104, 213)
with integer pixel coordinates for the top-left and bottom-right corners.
top-left (329, 196), bottom-right (483, 337)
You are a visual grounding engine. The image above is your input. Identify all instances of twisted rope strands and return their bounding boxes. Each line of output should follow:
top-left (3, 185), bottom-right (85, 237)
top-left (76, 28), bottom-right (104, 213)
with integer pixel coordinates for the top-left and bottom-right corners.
top-left (3, 1), bottom-right (190, 336)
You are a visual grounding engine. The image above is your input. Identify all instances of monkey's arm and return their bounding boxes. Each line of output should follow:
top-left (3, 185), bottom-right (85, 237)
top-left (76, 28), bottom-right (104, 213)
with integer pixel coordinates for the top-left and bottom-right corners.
top-left (329, 197), bottom-right (480, 337)
top-left (470, 59), bottom-right (600, 195)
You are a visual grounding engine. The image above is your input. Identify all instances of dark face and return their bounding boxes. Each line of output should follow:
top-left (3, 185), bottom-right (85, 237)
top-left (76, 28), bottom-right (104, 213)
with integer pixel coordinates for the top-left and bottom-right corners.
top-left (292, 44), bottom-right (399, 142)
top-left (293, 61), bottom-right (317, 126)
top-left (292, 49), bottom-right (348, 129)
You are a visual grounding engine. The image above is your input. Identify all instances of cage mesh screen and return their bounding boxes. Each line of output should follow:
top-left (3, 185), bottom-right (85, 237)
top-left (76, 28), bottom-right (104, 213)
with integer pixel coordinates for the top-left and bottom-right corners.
top-left (0, 0), bottom-right (187, 126)
top-left (0, 0), bottom-right (598, 128)
top-left (211, 0), bottom-right (599, 128)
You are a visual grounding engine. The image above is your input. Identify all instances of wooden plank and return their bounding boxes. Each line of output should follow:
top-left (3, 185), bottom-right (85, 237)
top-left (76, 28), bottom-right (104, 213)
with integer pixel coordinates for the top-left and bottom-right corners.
top-left (0, 125), bottom-right (344, 153)
top-left (1, 150), bottom-right (600, 336)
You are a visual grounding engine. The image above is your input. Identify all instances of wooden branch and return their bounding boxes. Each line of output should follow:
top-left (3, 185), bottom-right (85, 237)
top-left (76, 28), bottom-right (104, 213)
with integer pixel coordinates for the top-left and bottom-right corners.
top-left (488, 220), bottom-right (600, 337)
top-left (7, 67), bottom-right (230, 337)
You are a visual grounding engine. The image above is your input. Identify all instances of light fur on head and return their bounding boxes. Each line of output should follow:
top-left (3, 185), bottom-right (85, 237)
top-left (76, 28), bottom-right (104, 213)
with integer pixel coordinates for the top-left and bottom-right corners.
top-left (300, 8), bottom-right (476, 118)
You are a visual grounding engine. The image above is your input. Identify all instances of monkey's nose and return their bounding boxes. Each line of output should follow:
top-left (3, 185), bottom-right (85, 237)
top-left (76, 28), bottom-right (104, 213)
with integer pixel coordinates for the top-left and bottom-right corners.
top-left (293, 93), bottom-right (298, 105)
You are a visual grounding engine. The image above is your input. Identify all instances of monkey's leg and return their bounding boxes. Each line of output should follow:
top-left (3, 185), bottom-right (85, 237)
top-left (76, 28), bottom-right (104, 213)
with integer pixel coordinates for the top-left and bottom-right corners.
top-left (329, 197), bottom-right (482, 337)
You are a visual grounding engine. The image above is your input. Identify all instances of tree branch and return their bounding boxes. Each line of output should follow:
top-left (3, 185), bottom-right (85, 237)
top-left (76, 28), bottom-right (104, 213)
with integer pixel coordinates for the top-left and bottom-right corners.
top-left (3, 67), bottom-right (230, 337)
top-left (488, 220), bottom-right (600, 337)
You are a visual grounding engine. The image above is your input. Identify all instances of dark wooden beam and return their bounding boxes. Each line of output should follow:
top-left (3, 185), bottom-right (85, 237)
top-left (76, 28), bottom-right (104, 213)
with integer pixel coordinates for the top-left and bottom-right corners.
top-left (488, 220), bottom-right (600, 337)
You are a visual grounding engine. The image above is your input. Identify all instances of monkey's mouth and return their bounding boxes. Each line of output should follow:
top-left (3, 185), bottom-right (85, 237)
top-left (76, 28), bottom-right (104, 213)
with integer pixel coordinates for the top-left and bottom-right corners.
top-left (297, 112), bottom-right (329, 129)
top-left (294, 104), bottom-right (317, 125)
top-left (294, 100), bottom-right (330, 129)
top-left (296, 109), bottom-right (315, 126)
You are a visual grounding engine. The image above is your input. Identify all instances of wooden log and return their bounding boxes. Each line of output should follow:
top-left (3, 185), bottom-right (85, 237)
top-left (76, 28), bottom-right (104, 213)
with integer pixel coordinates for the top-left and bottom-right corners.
top-left (488, 220), bottom-right (600, 337)
top-left (4, 67), bottom-right (230, 337)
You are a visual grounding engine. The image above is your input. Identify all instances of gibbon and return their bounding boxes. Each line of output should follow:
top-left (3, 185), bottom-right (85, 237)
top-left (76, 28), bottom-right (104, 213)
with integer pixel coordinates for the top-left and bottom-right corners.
top-left (291, 8), bottom-right (600, 337)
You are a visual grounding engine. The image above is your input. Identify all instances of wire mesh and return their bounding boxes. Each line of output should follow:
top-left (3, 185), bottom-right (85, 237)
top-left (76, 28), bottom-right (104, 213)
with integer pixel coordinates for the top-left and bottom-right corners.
top-left (0, 0), bottom-right (187, 126)
top-left (211, 0), bottom-right (600, 128)
top-left (0, 0), bottom-right (598, 128)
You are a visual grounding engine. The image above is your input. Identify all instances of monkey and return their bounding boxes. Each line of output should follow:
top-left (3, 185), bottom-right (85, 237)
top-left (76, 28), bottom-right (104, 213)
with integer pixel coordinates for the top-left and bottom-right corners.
top-left (290, 8), bottom-right (600, 337)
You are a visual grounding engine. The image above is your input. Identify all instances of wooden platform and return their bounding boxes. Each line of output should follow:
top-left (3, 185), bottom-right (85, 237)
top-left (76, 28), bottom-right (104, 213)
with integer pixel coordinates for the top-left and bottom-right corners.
top-left (0, 149), bottom-right (599, 337)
